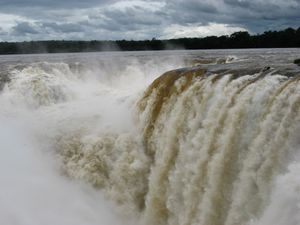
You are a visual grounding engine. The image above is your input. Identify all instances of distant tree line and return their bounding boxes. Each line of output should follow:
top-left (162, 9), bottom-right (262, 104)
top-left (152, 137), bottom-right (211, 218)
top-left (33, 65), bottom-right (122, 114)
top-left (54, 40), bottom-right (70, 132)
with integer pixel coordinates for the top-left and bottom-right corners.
top-left (0, 27), bottom-right (299, 54)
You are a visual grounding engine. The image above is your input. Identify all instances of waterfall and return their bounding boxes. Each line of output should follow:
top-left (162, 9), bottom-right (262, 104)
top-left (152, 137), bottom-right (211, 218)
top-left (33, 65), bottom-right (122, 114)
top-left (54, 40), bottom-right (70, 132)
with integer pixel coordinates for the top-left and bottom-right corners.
top-left (1, 50), bottom-right (299, 225)
top-left (57, 66), bottom-right (300, 225)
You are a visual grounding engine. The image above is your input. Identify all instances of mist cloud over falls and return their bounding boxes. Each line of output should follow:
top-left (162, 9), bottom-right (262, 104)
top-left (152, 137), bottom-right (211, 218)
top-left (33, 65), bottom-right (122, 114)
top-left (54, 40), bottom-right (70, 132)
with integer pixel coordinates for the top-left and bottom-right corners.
top-left (0, 54), bottom-right (185, 225)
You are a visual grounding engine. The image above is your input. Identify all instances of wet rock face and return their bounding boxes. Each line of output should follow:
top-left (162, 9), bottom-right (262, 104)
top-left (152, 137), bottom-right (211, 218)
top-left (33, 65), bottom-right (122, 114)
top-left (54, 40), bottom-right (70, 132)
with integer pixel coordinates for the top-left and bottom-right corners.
top-left (294, 59), bottom-right (300, 66)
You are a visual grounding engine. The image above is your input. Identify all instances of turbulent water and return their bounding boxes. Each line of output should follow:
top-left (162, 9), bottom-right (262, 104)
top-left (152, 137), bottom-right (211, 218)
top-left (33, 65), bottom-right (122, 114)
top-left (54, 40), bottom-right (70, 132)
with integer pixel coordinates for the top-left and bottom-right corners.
top-left (0, 49), bottom-right (300, 225)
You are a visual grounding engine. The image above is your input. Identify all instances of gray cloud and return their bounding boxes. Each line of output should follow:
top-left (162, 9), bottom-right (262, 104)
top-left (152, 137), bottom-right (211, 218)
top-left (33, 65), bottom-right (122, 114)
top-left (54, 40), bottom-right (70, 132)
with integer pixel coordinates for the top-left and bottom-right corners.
top-left (12, 22), bottom-right (39, 34)
top-left (99, 5), bottom-right (163, 32)
top-left (222, 0), bottom-right (300, 32)
top-left (40, 22), bottom-right (84, 33)
top-left (0, 27), bottom-right (6, 35)
top-left (0, 0), bottom-right (299, 41)
top-left (223, 0), bottom-right (251, 8)
top-left (0, 0), bottom-right (113, 10)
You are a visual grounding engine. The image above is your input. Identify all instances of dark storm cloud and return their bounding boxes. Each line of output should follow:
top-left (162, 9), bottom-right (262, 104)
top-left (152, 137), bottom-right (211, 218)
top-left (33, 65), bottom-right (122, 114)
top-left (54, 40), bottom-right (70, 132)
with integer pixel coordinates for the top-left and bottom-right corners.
top-left (0, 0), bottom-right (299, 41)
top-left (224, 0), bottom-right (299, 17)
top-left (163, 0), bottom-right (300, 33)
top-left (223, 0), bottom-right (251, 8)
top-left (0, 27), bottom-right (5, 35)
top-left (0, 0), bottom-right (113, 10)
top-left (99, 5), bottom-right (162, 32)
top-left (12, 22), bottom-right (39, 34)
top-left (167, 1), bottom-right (219, 25)
top-left (221, 0), bottom-right (300, 32)
top-left (41, 22), bottom-right (84, 33)
top-left (167, 0), bottom-right (218, 15)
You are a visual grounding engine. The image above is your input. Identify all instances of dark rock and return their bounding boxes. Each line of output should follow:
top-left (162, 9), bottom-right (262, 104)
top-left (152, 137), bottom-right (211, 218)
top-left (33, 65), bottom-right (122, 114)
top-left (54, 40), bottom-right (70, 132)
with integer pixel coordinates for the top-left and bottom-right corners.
top-left (262, 66), bottom-right (271, 72)
top-left (294, 59), bottom-right (300, 66)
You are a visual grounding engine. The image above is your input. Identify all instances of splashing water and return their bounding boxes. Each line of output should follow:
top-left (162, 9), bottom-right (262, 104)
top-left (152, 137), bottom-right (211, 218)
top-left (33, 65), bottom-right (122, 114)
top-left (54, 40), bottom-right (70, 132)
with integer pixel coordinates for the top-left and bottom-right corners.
top-left (0, 49), bottom-right (300, 225)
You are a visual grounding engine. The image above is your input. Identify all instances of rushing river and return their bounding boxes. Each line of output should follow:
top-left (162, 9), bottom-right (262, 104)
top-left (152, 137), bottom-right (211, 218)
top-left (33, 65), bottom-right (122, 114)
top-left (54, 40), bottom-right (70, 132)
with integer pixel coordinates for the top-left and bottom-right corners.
top-left (0, 49), bottom-right (300, 225)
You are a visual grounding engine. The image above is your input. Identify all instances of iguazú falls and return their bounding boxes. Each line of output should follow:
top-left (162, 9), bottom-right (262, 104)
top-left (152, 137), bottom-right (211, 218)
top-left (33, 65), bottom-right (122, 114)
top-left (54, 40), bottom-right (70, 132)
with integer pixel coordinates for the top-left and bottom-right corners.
top-left (0, 49), bottom-right (299, 225)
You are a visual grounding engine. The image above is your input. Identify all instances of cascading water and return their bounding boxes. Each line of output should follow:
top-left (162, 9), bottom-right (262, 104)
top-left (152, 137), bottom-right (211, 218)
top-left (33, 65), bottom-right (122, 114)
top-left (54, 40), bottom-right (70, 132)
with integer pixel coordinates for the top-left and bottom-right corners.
top-left (0, 49), bottom-right (299, 225)
top-left (137, 68), bottom-right (300, 225)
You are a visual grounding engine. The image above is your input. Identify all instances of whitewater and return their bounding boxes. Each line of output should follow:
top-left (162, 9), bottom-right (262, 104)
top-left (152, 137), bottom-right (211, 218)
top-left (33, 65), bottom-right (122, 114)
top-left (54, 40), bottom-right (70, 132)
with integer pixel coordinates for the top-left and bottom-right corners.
top-left (0, 49), bottom-right (299, 225)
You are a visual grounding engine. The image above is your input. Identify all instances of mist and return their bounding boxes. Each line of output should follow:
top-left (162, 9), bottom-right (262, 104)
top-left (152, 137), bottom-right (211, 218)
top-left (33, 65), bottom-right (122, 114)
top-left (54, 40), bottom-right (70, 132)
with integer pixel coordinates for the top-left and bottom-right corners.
top-left (0, 52), bottom-right (188, 224)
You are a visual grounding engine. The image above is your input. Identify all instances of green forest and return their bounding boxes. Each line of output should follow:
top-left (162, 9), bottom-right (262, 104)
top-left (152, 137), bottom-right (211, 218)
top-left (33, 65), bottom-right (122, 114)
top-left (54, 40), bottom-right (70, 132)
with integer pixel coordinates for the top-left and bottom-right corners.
top-left (0, 27), bottom-right (299, 54)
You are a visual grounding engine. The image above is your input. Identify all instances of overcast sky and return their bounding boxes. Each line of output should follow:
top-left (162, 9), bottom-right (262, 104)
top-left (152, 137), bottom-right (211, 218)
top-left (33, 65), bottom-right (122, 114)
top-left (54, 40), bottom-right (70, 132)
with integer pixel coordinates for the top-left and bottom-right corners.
top-left (0, 0), bottom-right (299, 41)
